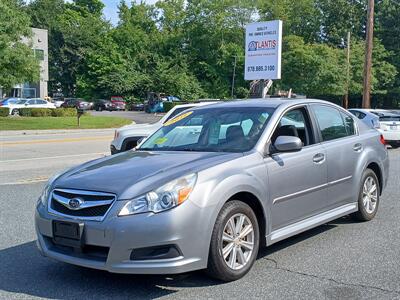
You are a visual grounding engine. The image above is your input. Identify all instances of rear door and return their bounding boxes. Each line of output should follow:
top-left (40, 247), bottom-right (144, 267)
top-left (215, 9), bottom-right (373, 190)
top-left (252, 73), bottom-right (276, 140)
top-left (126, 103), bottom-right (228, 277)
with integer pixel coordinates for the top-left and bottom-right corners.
top-left (265, 105), bottom-right (328, 230)
top-left (311, 104), bottom-right (359, 207)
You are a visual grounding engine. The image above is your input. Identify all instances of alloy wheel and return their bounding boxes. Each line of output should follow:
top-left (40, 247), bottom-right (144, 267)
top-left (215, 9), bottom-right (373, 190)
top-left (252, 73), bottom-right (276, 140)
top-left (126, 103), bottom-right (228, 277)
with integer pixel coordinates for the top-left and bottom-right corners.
top-left (362, 176), bottom-right (378, 214)
top-left (221, 213), bottom-right (254, 270)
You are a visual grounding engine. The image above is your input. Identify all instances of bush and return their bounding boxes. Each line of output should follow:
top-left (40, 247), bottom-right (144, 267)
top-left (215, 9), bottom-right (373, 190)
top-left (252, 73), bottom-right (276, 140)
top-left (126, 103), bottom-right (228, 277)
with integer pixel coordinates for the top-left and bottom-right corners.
top-left (18, 108), bottom-right (77, 117)
top-left (0, 107), bottom-right (9, 117)
top-left (51, 108), bottom-right (77, 117)
top-left (163, 102), bottom-right (178, 112)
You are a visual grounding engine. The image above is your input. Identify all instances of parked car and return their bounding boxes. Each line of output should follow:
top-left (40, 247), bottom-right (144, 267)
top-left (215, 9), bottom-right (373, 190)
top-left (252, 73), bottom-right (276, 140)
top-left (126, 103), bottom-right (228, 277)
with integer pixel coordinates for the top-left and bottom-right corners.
top-left (6, 98), bottom-right (56, 115)
top-left (52, 98), bottom-right (65, 108)
top-left (111, 102), bottom-right (217, 154)
top-left (0, 97), bottom-right (24, 107)
top-left (35, 99), bottom-right (388, 281)
top-left (373, 110), bottom-right (400, 149)
top-left (94, 99), bottom-right (113, 111)
top-left (350, 109), bottom-right (400, 148)
top-left (61, 98), bottom-right (91, 110)
top-left (348, 109), bottom-right (380, 129)
top-left (110, 96), bottom-right (126, 111)
top-left (129, 102), bottom-right (145, 111)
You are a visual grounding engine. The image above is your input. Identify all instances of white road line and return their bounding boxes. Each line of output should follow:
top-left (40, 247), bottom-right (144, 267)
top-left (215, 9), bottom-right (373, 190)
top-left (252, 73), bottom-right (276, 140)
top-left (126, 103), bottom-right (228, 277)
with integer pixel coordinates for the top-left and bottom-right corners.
top-left (0, 152), bottom-right (107, 163)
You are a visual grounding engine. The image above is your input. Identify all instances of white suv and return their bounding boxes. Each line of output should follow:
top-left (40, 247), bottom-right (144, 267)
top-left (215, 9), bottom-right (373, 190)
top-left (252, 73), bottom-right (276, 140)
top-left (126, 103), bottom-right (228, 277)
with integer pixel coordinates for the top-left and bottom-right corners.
top-left (110, 102), bottom-right (216, 154)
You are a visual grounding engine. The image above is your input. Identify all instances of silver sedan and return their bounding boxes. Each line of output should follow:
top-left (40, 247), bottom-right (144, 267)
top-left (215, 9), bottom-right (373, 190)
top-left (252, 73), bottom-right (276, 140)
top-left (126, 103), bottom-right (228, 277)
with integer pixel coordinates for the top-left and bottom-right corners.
top-left (35, 99), bottom-right (389, 281)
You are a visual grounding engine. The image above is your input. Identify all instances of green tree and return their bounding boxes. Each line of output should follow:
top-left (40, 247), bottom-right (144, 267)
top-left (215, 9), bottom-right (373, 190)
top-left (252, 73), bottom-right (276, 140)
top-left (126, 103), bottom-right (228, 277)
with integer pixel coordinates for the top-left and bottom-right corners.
top-left (0, 0), bottom-right (39, 91)
top-left (258, 0), bottom-right (321, 43)
top-left (278, 35), bottom-right (346, 96)
top-left (376, 0), bottom-right (400, 92)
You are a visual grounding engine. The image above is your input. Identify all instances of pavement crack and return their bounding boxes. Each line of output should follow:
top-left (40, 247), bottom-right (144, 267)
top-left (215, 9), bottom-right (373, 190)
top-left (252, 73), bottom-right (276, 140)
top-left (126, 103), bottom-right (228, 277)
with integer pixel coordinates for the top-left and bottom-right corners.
top-left (263, 257), bottom-right (400, 295)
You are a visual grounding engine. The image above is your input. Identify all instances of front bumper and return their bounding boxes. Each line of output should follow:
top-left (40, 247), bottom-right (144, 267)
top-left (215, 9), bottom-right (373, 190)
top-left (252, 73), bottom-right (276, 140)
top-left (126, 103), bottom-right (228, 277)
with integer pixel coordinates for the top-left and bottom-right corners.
top-left (35, 199), bottom-right (210, 274)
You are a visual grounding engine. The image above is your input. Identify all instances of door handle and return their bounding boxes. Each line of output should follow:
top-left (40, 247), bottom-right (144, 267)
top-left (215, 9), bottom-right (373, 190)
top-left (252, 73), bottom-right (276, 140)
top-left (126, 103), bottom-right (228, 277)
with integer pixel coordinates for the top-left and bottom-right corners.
top-left (353, 143), bottom-right (363, 152)
top-left (313, 153), bottom-right (325, 164)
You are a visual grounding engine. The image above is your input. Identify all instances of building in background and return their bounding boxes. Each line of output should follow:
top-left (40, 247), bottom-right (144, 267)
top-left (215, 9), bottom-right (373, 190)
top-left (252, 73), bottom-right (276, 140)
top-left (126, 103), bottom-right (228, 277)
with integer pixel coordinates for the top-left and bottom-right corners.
top-left (10, 28), bottom-right (48, 99)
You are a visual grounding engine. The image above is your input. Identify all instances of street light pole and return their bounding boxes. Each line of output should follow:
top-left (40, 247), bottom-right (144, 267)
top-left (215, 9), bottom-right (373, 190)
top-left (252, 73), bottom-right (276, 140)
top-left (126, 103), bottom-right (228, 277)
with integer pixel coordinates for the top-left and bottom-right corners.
top-left (362, 0), bottom-right (374, 108)
top-left (344, 31), bottom-right (351, 109)
top-left (231, 56), bottom-right (237, 99)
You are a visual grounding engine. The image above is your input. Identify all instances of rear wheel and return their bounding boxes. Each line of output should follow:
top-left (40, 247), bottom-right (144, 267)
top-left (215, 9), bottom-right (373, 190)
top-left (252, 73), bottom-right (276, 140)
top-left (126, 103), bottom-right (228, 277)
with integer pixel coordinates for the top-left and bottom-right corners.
top-left (11, 109), bottom-right (19, 116)
top-left (206, 201), bottom-right (259, 282)
top-left (352, 168), bottom-right (380, 221)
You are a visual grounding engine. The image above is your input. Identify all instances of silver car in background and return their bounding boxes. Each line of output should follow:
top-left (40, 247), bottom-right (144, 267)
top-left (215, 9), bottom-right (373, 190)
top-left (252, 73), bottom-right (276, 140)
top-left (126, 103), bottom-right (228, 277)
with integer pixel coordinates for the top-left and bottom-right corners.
top-left (35, 99), bottom-right (389, 282)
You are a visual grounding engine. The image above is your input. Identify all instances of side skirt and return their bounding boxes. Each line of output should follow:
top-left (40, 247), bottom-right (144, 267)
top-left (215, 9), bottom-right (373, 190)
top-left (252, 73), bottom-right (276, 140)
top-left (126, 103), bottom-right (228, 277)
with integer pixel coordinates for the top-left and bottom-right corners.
top-left (266, 203), bottom-right (358, 246)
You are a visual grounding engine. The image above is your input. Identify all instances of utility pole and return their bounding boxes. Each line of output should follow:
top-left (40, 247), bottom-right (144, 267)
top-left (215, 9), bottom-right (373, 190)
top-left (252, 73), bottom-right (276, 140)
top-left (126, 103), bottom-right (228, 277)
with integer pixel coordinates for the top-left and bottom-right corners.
top-left (344, 31), bottom-right (351, 109)
top-left (231, 56), bottom-right (237, 99)
top-left (362, 0), bottom-right (374, 108)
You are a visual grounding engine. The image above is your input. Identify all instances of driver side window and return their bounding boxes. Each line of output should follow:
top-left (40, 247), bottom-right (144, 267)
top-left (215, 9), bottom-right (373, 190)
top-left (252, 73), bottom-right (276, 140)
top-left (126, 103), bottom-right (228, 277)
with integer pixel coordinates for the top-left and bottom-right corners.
top-left (271, 107), bottom-right (315, 146)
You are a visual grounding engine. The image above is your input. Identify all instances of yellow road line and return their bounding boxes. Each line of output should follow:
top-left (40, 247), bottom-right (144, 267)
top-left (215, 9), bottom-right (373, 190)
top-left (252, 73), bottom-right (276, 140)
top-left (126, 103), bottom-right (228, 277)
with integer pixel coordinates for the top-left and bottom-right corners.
top-left (0, 136), bottom-right (112, 147)
top-left (0, 176), bottom-right (49, 186)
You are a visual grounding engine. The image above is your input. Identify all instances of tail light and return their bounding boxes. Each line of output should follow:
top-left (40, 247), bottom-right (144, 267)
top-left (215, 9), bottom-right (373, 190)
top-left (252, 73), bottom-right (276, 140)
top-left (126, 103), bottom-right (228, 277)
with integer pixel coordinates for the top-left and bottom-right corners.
top-left (380, 134), bottom-right (386, 145)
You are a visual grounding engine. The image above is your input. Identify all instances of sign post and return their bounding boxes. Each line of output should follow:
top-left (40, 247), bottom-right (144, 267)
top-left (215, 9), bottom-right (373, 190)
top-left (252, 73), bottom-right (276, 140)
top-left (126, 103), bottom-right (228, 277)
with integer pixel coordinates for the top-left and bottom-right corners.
top-left (245, 20), bottom-right (282, 97)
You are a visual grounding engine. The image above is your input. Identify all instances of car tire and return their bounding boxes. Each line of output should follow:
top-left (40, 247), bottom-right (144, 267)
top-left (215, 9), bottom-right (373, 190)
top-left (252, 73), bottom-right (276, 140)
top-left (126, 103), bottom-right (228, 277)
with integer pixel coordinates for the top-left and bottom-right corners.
top-left (352, 168), bottom-right (380, 221)
top-left (11, 109), bottom-right (19, 116)
top-left (206, 200), bottom-right (259, 282)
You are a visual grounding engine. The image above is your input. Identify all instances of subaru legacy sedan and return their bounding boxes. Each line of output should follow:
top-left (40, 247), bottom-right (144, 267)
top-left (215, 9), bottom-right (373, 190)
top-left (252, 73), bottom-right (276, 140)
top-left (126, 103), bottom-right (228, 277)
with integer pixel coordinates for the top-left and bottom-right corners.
top-left (35, 99), bottom-right (389, 281)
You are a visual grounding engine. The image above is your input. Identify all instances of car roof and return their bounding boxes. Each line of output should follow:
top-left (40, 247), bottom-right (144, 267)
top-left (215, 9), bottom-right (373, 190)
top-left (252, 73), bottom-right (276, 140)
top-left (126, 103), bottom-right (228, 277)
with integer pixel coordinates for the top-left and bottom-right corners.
top-left (188, 98), bottom-right (333, 110)
top-left (174, 102), bottom-right (219, 108)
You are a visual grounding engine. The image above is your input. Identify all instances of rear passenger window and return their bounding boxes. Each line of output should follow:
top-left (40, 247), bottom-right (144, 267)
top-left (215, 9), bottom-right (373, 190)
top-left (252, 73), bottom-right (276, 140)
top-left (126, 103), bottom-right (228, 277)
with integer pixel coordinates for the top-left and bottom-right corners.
top-left (313, 105), bottom-right (352, 141)
top-left (341, 112), bottom-right (356, 136)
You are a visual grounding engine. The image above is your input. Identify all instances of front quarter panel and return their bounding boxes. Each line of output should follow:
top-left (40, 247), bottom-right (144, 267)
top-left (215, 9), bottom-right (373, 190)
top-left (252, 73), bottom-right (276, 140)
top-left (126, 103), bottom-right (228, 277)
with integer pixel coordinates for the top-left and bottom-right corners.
top-left (189, 152), bottom-right (269, 251)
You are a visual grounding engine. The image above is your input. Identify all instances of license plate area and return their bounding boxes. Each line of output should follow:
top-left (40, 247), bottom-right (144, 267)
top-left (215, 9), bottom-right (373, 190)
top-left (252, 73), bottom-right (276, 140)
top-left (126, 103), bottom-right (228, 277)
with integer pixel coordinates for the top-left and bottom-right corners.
top-left (52, 220), bottom-right (84, 248)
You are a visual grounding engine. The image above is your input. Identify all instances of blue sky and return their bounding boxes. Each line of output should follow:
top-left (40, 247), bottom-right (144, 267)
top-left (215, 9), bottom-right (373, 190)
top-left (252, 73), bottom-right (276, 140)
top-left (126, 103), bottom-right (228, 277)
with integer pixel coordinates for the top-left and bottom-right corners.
top-left (102, 0), bottom-right (157, 25)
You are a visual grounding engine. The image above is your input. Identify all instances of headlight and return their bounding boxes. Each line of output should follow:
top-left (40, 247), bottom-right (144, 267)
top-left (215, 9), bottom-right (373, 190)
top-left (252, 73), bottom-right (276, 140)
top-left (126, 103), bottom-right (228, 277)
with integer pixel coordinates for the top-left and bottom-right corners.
top-left (37, 173), bottom-right (60, 206)
top-left (119, 173), bottom-right (197, 216)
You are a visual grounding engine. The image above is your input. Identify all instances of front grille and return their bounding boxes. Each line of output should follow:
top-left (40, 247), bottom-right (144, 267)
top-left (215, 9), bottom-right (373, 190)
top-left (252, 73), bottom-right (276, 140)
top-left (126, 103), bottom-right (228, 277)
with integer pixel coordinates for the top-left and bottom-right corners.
top-left (48, 188), bottom-right (116, 221)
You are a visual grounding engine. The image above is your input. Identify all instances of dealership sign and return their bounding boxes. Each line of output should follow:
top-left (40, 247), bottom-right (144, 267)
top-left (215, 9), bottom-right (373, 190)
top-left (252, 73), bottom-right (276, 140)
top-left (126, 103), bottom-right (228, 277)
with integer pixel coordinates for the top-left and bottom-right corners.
top-left (244, 20), bottom-right (282, 80)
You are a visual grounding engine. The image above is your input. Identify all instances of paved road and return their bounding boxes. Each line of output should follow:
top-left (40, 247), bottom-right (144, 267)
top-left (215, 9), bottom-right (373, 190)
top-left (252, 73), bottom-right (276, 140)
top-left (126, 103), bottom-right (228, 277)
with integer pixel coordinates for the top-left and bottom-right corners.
top-left (0, 128), bottom-right (399, 299)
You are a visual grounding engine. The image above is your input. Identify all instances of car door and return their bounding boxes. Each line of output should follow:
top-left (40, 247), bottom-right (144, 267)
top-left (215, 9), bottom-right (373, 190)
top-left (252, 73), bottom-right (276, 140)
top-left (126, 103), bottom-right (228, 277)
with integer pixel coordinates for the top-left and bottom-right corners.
top-left (311, 104), bottom-right (359, 207)
top-left (265, 106), bottom-right (328, 230)
top-left (26, 99), bottom-right (36, 108)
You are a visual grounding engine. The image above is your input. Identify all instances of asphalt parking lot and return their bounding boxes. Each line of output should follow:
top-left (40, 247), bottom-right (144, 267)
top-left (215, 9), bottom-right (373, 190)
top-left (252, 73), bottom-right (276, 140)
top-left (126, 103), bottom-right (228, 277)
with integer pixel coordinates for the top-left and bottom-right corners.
top-left (0, 125), bottom-right (399, 299)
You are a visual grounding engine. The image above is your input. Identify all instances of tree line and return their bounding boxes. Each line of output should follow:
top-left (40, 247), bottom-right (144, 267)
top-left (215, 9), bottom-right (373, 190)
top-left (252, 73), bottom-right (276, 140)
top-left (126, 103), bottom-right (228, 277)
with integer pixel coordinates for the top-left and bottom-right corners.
top-left (1, 0), bottom-right (399, 106)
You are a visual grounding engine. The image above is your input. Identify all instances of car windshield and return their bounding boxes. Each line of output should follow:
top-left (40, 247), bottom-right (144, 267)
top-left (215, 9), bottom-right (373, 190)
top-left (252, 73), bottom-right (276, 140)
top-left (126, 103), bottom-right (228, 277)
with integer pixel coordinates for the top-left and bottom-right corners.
top-left (380, 116), bottom-right (400, 122)
top-left (139, 106), bottom-right (275, 152)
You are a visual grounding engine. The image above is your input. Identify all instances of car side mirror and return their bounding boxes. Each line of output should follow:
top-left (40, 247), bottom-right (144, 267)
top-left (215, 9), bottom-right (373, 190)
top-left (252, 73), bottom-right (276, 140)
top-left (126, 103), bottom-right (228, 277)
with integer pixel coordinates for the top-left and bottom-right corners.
top-left (273, 136), bottom-right (303, 153)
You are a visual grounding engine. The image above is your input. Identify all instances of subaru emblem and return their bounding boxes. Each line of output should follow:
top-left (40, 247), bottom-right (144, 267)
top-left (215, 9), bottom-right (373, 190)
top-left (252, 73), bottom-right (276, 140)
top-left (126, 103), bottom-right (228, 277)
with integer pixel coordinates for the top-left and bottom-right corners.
top-left (68, 197), bottom-right (84, 210)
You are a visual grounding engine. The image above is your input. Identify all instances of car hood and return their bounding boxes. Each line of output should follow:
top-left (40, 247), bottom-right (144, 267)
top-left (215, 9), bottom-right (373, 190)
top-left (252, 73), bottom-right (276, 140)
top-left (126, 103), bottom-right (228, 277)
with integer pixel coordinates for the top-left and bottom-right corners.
top-left (54, 150), bottom-right (242, 198)
top-left (119, 123), bottom-right (160, 137)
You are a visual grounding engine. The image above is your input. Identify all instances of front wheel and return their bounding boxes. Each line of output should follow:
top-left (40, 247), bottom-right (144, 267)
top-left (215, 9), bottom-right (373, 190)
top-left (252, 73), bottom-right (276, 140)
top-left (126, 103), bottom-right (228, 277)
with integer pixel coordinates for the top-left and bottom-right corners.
top-left (11, 109), bottom-right (19, 116)
top-left (206, 201), bottom-right (259, 282)
top-left (352, 168), bottom-right (380, 221)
